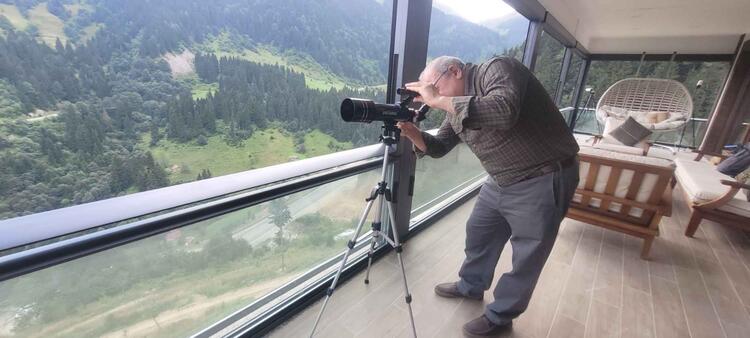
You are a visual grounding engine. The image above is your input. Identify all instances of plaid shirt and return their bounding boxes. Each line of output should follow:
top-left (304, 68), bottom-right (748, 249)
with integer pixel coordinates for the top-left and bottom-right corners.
top-left (416, 56), bottom-right (579, 186)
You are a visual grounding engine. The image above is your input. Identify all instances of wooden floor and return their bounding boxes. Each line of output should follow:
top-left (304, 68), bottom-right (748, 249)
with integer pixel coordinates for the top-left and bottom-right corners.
top-left (268, 185), bottom-right (750, 338)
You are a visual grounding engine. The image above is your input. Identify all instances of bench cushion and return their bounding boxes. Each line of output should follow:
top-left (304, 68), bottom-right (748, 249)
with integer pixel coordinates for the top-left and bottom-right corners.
top-left (593, 142), bottom-right (645, 156)
top-left (674, 157), bottom-right (733, 203)
top-left (721, 194), bottom-right (750, 218)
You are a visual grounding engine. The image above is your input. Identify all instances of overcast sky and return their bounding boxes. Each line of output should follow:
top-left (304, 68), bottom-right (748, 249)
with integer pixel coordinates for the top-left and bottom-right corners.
top-left (432, 0), bottom-right (516, 23)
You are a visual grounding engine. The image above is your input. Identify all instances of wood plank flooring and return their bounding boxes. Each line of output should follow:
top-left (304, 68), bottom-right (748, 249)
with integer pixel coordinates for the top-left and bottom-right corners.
top-left (269, 184), bottom-right (750, 337)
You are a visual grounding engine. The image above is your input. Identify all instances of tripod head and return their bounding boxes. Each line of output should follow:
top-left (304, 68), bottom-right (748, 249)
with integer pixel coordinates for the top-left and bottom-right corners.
top-left (380, 120), bottom-right (400, 146)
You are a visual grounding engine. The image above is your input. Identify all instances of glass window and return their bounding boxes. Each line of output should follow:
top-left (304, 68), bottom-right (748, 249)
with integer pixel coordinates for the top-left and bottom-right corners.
top-left (0, 169), bottom-right (382, 337)
top-left (411, 141), bottom-right (486, 219)
top-left (579, 59), bottom-right (730, 146)
top-left (0, 0), bottom-right (392, 220)
top-left (427, 1), bottom-right (529, 64)
top-left (560, 53), bottom-right (585, 107)
top-left (558, 52), bottom-right (585, 122)
top-left (532, 31), bottom-right (565, 97)
top-left (418, 0), bottom-right (527, 215)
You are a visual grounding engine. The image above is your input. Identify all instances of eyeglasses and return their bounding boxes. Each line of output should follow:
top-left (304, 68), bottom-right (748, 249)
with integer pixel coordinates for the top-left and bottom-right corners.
top-left (432, 68), bottom-right (450, 88)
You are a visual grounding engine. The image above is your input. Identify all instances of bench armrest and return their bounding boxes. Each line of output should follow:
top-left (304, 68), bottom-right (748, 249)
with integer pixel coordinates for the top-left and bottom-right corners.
top-left (721, 179), bottom-right (750, 190)
top-left (692, 149), bottom-right (727, 162)
top-left (695, 180), bottom-right (744, 209)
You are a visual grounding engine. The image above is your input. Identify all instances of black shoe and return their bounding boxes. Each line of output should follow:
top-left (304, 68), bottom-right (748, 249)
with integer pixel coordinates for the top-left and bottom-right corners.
top-left (434, 282), bottom-right (483, 300)
top-left (462, 315), bottom-right (512, 337)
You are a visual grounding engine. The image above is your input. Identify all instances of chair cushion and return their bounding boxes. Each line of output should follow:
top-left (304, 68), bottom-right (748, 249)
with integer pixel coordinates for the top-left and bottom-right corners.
top-left (646, 146), bottom-right (676, 161)
top-left (645, 111), bottom-right (670, 123)
top-left (674, 157), bottom-right (735, 204)
top-left (609, 117), bottom-right (653, 146)
top-left (593, 142), bottom-right (645, 156)
top-left (580, 146), bottom-right (674, 168)
top-left (593, 138), bottom-right (677, 161)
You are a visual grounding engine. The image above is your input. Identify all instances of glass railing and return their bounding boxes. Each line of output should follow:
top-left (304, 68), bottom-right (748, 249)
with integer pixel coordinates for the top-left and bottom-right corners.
top-left (0, 167), bottom-right (388, 338)
top-left (570, 107), bottom-right (601, 135)
top-left (0, 135), bottom-right (486, 337)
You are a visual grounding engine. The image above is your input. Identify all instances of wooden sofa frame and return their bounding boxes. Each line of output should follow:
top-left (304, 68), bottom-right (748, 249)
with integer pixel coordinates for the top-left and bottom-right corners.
top-left (566, 153), bottom-right (674, 259)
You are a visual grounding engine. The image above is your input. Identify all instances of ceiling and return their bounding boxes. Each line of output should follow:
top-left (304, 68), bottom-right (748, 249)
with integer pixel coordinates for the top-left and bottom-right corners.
top-left (538, 0), bottom-right (750, 54)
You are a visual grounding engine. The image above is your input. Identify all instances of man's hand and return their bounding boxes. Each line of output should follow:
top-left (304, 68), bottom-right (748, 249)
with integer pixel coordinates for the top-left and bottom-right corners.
top-left (404, 81), bottom-right (455, 114)
top-left (397, 122), bottom-right (427, 152)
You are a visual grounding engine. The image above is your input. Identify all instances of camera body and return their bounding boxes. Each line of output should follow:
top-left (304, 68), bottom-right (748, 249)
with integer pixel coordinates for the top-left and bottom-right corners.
top-left (340, 88), bottom-right (429, 124)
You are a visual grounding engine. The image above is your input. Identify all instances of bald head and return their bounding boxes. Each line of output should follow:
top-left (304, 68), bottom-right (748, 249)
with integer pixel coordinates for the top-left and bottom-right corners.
top-left (420, 55), bottom-right (466, 97)
top-left (421, 56), bottom-right (465, 80)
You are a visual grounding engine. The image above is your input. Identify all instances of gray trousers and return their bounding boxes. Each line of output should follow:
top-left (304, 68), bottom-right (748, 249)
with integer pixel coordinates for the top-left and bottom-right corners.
top-left (457, 160), bottom-right (579, 325)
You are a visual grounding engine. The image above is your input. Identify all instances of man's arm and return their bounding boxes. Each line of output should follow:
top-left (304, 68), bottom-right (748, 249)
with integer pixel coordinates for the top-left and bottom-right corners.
top-left (399, 117), bottom-right (460, 159)
top-left (414, 117), bottom-right (460, 159)
top-left (451, 58), bottom-right (527, 132)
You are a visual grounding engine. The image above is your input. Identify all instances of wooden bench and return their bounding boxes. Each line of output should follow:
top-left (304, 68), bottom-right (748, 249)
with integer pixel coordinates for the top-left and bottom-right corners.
top-left (675, 150), bottom-right (750, 237)
top-left (567, 146), bottom-right (675, 259)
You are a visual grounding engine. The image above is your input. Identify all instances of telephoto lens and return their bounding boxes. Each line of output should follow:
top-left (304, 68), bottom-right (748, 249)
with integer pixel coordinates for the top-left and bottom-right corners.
top-left (340, 98), bottom-right (412, 123)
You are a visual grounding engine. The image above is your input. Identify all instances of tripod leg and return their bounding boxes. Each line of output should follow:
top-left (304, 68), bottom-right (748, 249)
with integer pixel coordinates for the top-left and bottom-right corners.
top-left (364, 238), bottom-right (377, 284)
top-left (385, 201), bottom-right (417, 338)
top-left (309, 197), bottom-right (376, 337)
top-left (364, 190), bottom-right (385, 284)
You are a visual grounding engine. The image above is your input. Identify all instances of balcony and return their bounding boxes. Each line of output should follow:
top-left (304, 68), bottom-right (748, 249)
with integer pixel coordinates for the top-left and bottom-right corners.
top-left (268, 185), bottom-right (750, 338)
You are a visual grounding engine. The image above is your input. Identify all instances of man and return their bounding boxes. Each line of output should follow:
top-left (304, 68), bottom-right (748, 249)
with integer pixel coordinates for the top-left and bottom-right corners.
top-left (398, 55), bottom-right (579, 337)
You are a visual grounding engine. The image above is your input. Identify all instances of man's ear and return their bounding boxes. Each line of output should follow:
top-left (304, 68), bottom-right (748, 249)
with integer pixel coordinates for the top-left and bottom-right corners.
top-left (453, 65), bottom-right (463, 80)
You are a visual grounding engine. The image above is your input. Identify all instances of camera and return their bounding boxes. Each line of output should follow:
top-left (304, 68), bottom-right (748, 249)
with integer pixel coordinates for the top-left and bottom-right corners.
top-left (340, 88), bottom-right (429, 124)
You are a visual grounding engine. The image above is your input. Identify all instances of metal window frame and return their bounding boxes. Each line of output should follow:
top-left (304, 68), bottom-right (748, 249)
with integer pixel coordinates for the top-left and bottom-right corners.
top-left (588, 53), bottom-right (733, 62)
top-left (389, 0), bottom-right (432, 239)
top-left (569, 58), bottom-right (591, 130)
top-left (522, 20), bottom-right (543, 70)
top-left (554, 48), bottom-right (573, 105)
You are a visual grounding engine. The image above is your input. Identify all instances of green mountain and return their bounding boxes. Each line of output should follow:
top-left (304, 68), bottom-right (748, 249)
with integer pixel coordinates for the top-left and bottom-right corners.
top-left (0, 0), bottom-right (526, 220)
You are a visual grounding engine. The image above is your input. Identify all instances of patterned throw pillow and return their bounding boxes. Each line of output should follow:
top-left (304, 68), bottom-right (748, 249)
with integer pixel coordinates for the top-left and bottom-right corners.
top-left (607, 117), bottom-right (652, 146)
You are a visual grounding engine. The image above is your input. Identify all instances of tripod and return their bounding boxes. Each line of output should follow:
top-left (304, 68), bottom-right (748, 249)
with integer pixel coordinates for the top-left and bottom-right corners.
top-left (309, 120), bottom-right (417, 337)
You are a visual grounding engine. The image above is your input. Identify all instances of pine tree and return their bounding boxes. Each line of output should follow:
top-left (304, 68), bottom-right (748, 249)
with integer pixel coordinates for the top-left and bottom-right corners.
top-left (270, 198), bottom-right (292, 271)
top-left (150, 122), bottom-right (161, 146)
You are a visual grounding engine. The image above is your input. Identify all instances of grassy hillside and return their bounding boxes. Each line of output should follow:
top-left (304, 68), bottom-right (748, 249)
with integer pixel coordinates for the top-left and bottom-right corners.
top-left (0, 2), bottom-right (100, 46)
top-left (28, 3), bottom-right (67, 46)
top-left (0, 4), bottom-right (29, 30)
top-left (196, 32), bottom-right (350, 91)
top-left (190, 81), bottom-right (218, 100)
top-left (141, 127), bottom-right (352, 183)
top-left (0, 3), bottom-right (68, 46)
